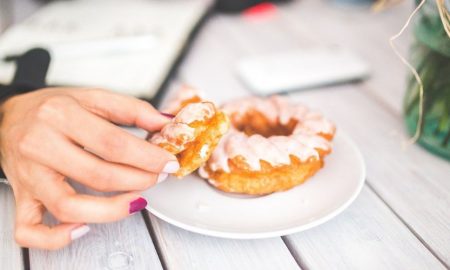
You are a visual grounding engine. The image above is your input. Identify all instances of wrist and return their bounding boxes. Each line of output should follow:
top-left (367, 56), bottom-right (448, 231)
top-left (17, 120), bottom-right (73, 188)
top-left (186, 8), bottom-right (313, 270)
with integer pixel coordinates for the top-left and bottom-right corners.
top-left (0, 94), bottom-right (22, 183)
top-left (0, 85), bottom-right (20, 108)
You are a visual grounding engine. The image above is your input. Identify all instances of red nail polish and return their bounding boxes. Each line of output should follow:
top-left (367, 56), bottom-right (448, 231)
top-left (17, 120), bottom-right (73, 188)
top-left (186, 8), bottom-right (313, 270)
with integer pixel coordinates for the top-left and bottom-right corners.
top-left (160, 112), bottom-right (175, 119)
top-left (129, 197), bottom-right (147, 214)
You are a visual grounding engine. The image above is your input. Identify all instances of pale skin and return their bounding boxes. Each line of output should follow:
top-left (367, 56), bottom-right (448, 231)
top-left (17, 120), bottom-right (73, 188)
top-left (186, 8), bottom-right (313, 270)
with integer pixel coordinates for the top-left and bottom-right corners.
top-left (0, 88), bottom-right (179, 250)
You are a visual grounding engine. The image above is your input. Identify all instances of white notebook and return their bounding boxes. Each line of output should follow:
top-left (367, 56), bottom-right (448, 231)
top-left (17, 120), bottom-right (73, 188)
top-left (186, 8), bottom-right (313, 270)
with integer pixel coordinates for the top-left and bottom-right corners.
top-left (0, 0), bottom-right (212, 98)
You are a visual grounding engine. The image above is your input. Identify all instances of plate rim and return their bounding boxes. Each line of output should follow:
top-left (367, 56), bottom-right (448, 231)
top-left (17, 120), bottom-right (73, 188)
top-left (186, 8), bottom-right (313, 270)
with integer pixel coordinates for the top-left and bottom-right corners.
top-left (146, 131), bottom-right (366, 239)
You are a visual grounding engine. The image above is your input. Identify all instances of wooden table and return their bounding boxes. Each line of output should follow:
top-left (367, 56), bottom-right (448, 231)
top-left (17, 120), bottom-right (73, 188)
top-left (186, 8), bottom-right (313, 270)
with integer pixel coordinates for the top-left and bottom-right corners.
top-left (1, 0), bottom-right (449, 269)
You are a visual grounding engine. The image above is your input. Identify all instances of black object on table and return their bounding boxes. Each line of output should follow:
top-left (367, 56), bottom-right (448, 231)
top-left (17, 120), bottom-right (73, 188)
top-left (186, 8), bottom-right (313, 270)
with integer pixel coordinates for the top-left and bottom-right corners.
top-left (0, 48), bottom-right (51, 179)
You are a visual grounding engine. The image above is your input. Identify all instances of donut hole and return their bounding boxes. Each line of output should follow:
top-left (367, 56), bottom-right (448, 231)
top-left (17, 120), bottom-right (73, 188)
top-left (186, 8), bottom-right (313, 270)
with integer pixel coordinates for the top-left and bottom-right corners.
top-left (232, 110), bottom-right (296, 138)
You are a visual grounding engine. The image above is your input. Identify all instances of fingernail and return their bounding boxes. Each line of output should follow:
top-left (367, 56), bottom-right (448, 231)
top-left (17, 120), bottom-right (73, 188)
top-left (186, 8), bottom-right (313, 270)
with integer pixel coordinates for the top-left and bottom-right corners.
top-left (157, 173), bottom-right (168, 183)
top-left (129, 197), bottom-right (148, 214)
top-left (162, 160), bottom-right (180, 173)
top-left (71, 225), bottom-right (90, 241)
top-left (160, 112), bottom-right (175, 119)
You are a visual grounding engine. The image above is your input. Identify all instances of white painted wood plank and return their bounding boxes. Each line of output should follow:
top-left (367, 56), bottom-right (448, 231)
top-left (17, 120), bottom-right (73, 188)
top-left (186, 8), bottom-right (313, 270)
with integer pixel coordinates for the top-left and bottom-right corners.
top-left (123, 129), bottom-right (298, 270)
top-left (165, 7), bottom-right (449, 268)
top-left (278, 0), bottom-right (450, 188)
top-left (30, 183), bottom-right (163, 270)
top-left (284, 186), bottom-right (446, 270)
top-left (279, 0), bottom-right (413, 112)
top-left (177, 5), bottom-right (450, 263)
top-left (0, 185), bottom-right (24, 270)
top-left (0, 0), bottom-right (12, 32)
top-left (287, 86), bottom-right (450, 266)
top-left (0, 14), bottom-right (7, 33)
top-left (0, 0), bottom-right (41, 30)
top-left (3, 0), bottom-right (164, 262)
top-left (152, 69), bottom-right (301, 269)
top-left (148, 213), bottom-right (300, 270)
top-left (10, 0), bottom-right (42, 24)
top-left (152, 22), bottom-right (301, 268)
top-left (5, 2), bottom-right (160, 269)
top-left (174, 16), bottom-right (253, 102)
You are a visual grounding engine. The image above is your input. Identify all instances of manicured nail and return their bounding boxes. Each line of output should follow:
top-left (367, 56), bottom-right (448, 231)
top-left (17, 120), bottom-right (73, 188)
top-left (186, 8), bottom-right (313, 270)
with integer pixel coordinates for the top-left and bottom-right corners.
top-left (157, 173), bottom-right (168, 183)
top-left (162, 160), bottom-right (180, 173)
top-left (129, 197), bottom-right (148, 214)
top-left (70, 225), bottom-right (90, 241)
top-left (160, 112), bottom-right (175, 119)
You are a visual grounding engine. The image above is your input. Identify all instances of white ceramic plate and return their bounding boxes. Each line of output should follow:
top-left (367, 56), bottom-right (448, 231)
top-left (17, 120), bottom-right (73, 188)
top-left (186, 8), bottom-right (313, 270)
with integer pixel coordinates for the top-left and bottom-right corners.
top-left (144, 131), bottom-right (365, 239)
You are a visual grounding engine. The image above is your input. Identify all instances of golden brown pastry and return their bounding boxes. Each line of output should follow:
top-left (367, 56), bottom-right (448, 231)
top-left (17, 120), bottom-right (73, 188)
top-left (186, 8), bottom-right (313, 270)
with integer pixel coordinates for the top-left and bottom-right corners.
top-left (149, 88), bottom-right (229, 177)
top-left (199, 96), bottom-right (335, 195)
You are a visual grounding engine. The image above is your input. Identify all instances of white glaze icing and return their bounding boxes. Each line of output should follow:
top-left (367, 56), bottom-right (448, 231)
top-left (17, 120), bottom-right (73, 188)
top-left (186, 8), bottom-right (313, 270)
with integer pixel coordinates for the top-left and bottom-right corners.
top-left (199, 144), bottom-right (209, 159)
top-left (198, 166), bottom-right (209, 178)
top-left (202, 96), bottom-right (335, 174)
top-left (298, 112), bottom-right (336, 135)
top-left (269, 135), bottom-right (320, 162)
top-left (150, 123), bottom-right (195, 152)
top-left (150, 102), bottom-right (215, 152)
top-left (203, 128), bottom-right (328, 173)
top-left (271, 96), bottom-right (309, 125)
top-left (175, 102), bottom-right (215, 124)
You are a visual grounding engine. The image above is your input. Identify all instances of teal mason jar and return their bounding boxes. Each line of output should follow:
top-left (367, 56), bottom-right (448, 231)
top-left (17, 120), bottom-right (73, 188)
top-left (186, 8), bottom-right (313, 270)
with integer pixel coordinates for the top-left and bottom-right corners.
top-left (403, 0), bottom-right (450, 160)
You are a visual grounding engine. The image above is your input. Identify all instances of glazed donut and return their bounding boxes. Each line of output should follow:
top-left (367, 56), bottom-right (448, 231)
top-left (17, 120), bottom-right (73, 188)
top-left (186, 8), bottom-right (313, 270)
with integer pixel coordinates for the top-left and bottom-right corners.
top-left (199, 96), bottom-right (336, 195)
top-left (150, 90), bottom-right (230, 178)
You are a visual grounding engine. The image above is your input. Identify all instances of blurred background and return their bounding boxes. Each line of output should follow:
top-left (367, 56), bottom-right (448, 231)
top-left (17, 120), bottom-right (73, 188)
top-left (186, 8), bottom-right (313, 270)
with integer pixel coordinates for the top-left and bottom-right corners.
top-left (0, 0), bottom-right (449, 159)
top-left (0, 0), bottom-right (411, 100)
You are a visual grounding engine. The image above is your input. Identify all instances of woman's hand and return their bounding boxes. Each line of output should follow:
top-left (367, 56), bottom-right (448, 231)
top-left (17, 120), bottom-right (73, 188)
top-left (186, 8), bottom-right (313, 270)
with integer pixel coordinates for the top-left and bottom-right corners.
top-left (0, 88), bottom-right (178, 250)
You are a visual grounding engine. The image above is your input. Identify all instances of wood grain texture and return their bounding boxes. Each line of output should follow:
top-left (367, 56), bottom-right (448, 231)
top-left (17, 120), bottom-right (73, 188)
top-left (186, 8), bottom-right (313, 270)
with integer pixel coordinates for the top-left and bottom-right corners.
top-left (0, 0), bottom-right (37, 32)
top-left (29, 183), bottom-right (163, 270)
top-left (278, 0), bottom-right (450, 194)
top-left (148, 213), bottom-right (300, 270)
top-left (9, 0), bottom-right (41, 24)
top-left (172, 0), bottom-right (450, 264)
top-left (284, 186), bottom-right (446, 270)
top-left (163, 5), bottom-right (450, 268)
top-left (5, 0), bottom-right (449, 269)
top-left (279, 0), bottom-right (413, 111)
top-left (288, 86), bottom-right (450, 266)
top-left (131, 125), bottom-right (300, 270)
top-left (0, 185), bottom-right (24, 270)
top-left (0, 0), bottom-right (12, 32)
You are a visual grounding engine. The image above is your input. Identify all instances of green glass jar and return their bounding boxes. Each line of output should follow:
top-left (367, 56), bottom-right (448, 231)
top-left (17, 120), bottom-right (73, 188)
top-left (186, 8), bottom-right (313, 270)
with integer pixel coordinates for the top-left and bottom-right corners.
top-left (404, 0), bottom-right (450, 160)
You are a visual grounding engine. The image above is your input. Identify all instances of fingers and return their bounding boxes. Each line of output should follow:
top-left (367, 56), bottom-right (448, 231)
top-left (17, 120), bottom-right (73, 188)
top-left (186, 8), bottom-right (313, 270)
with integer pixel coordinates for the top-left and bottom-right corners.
top-left (12, 164), bottom-right (148, 249)
top-left (14, 194), bottom-right (89, 250)
top-left (36, 177), bottom-right (148, 223)
top-left (58, 102), bottom-right (178, 174)
top-left (15, 223), bottom-right (89, 250)
top-left (71, 88), bottom-right (171, 131)
top-left (31, 133), bottom-right (166, 192)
